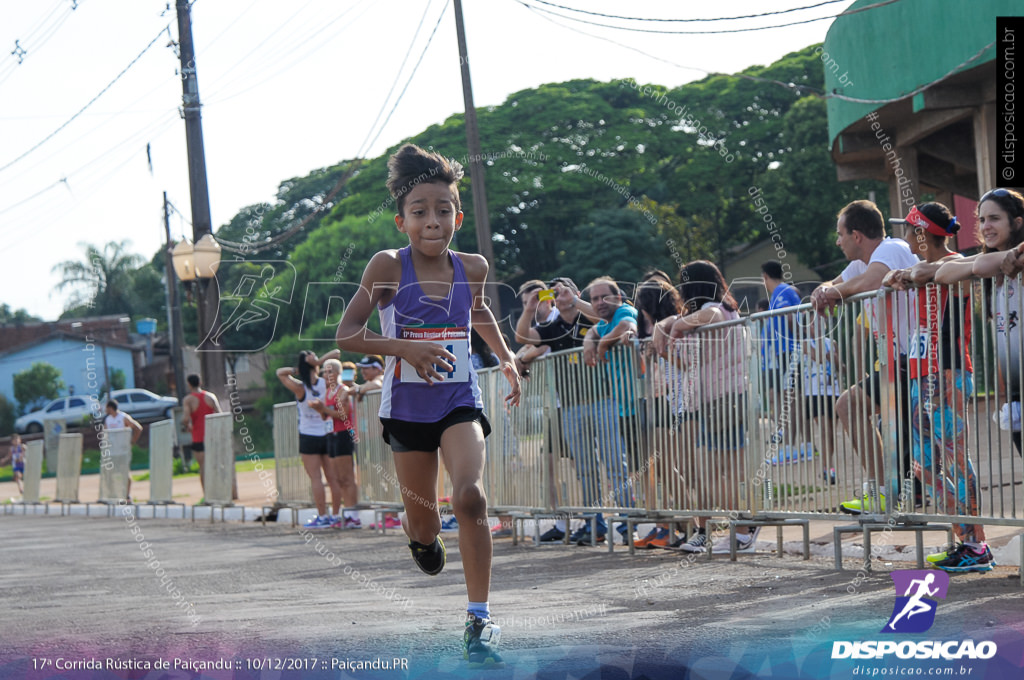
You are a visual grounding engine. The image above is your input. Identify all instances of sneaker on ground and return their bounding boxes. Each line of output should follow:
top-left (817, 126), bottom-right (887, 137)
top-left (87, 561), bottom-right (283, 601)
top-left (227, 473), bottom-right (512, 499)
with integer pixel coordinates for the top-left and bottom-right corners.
top-left (344, 516), bottom-right (362, 529)
top-left (677, 533), bottom-right (708, 553)
top-left (304, 514), bottom-right (333, 529)
top-left (649, 528), bottom-right (677, 549)
top-left (464, 614), bottom-right (504, 668)
top-left (491, 528), bottom-right (513, 539)
top-left (839, 494), bottom-right (886, 515)
top-left (409, 536), bottom-right (446, 575)
top-left (440, 515), bottom-right (459, 532)
top-left (329, 515), bottom-right (343, 529)
top-left (711, 527), bottom-right (760, 554)
top-left (538, 527), bottom-right (565, 543)
top-left (369, 515), bottom-right (402, 530)
top-left (932, 543), bottom-right (995, 573)
top-left (667, 533), bottom-right (688, 549)
top-left (633, 527), bottom-right (661, 548)
top-left (570, 526), bottom-right (606, 545)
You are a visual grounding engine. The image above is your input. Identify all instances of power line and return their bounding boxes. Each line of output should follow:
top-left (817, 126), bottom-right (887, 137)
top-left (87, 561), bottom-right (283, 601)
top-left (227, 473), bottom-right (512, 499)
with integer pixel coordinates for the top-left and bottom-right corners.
top-left (517, 2), bottom-right (822, 96)
top-left (0, 25), bottom-right (170, 175)
top-left (355, 0), bottom-right (436, 159)
top-left (214, 159), bottom-right (362, 255)
top-left (205, 0), bottom-right (374, 107)
top-left (361, 0), bottom-right (451, 158)
top-left (512, 0), bottom-right (903, 35)
top-left (0, 0), bottom-right (83, 87)
top-left (524, 0), bottom-right (849, 23)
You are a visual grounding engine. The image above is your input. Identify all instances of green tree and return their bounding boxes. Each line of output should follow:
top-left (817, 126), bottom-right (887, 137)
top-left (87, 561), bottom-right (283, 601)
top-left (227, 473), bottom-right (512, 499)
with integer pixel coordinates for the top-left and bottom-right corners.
top-left (0, 393), bottom-right (15, 435)
top-left (106, 368), bottom-right (126, 393)
top-left (13, 362), bottom-right (65, 414)
top-left (0, 304), bottom-right (41, 324)
top-left (52, 241), bottom-right (145, 316)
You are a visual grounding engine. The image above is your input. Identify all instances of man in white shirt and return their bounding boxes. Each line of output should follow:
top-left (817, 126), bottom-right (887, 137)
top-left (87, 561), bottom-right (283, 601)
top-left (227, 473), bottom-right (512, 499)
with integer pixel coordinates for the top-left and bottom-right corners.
top-left (811, 200), bottom-right (918, 514)
top-left (103, 400), bottom-right (143, 500)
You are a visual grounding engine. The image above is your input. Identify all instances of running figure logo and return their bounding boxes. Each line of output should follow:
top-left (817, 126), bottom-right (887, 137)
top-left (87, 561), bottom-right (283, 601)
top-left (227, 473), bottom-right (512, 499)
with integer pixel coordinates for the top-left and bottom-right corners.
top-left (881, 570), bottom-right (950, 634)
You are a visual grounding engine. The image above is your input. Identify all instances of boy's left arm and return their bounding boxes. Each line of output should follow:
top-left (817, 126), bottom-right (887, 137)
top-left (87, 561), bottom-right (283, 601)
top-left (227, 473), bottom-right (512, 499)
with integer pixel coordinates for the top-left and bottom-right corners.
top-left (465, 254), bottom-right (521, 406)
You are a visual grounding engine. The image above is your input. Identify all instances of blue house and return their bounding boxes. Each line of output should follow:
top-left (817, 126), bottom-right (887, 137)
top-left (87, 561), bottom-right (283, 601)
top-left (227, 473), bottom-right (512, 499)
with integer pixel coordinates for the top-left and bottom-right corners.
top-left (0, 332), bottom-right (137, 413)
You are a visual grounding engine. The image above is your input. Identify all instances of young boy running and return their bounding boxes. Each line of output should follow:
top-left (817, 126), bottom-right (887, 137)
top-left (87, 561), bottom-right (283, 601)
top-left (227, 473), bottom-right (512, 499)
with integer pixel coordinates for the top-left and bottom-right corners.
top-left (336, 143), bottom-right (520, 667)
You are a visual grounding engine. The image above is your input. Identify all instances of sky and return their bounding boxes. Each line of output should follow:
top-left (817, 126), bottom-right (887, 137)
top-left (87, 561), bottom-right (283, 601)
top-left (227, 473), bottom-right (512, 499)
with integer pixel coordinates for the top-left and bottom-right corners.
top-left (0, 0), bottom-right (846, 321)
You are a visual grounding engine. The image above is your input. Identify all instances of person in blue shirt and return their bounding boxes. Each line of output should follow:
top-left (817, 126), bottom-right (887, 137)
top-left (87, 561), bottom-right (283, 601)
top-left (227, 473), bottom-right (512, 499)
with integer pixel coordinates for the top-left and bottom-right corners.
top-left (760, 260), bottom-right (807, 463)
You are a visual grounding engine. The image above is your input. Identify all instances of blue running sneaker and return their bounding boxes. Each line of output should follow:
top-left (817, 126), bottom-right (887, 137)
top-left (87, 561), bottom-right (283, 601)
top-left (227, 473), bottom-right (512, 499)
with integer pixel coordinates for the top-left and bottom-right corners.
top-left (440, 515), bottom-right (459, 532)
top-left (304, 514), bottom-right (332, 529)
top-left (932, 543), bottom-right (995, 573)
top-left (464, 614), bottom-right (504, 668)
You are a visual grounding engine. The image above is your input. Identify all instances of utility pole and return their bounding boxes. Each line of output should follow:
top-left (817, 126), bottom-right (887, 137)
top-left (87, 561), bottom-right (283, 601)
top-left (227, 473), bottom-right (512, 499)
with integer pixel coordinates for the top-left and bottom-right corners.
top-left (175, 0), bottom-right (225, 400)
top-left (163, 192), bottom-right (187, 403)
top-left (453, 0), bottom-right (502, 322)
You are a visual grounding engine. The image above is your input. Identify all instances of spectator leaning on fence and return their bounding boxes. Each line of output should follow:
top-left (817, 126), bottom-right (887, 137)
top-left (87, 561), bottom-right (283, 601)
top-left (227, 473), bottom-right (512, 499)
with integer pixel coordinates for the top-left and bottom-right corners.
top-left (514, 276), bottom-right (594, 542)
top-left (936, 187), bottom-right (1024, 460)
top-left (549, 276), bottom-right (633, 546)
top-left (811, 199), bottom-right (919, 515)
top-left (584, 276), bottom-right (643, 478)
top-left (655, 260), bottom-right (754, 554)
top-left (883, 201), bottom-right (992, 574)
top-left (513, 279), bottom-right (557, 346)
top-left (632, 276), bottom-right (692, 549)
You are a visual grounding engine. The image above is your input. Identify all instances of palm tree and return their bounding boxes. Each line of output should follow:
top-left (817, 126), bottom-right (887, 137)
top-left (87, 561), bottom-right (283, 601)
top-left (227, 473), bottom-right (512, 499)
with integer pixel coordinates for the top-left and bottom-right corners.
top-left (52, 240), bottom-right (145, 315)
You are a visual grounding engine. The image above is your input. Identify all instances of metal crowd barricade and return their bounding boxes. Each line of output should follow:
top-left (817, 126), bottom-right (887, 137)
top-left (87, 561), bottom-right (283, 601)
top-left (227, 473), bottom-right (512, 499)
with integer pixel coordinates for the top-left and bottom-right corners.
top-left (352, 390), bottom-right (405, 533)
top-left (267, 402), bottom-right (313, 526)
top-left (192, 412), bottom-right (240, 522)
top-left (7, 439), bottom-right (44, 514)
top-left (50, 433), bottom-right (83, 515)
top-left (94, 427), bottom-right (132, 515)
top-left (476, 363), bottom-right (548, 515)
top-left (144, 419), bottom-right (185, 518)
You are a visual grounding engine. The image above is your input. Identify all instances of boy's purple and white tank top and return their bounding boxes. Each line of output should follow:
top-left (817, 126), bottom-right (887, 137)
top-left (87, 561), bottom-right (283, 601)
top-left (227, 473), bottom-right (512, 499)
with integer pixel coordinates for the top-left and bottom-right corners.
top-left (378, 246), bottom-right (483, 422)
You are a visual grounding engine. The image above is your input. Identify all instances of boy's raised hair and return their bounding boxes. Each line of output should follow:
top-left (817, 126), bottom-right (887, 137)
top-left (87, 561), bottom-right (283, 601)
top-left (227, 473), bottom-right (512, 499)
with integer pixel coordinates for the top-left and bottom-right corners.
top-left (386, 143), bottom-right (464, 216)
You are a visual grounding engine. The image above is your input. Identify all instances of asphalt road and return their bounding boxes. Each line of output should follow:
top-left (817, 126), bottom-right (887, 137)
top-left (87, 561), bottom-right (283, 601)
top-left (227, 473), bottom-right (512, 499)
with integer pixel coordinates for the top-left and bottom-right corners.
top-left (0, 514), bottom-right (1022, 680)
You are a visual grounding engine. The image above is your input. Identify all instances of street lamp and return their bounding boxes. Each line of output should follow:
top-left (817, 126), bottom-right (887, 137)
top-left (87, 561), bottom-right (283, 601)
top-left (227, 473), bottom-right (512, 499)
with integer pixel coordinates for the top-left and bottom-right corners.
top-left (171, 233), bottom-right (222, 282)
top-left (170, 233), bottom-right (225, 400)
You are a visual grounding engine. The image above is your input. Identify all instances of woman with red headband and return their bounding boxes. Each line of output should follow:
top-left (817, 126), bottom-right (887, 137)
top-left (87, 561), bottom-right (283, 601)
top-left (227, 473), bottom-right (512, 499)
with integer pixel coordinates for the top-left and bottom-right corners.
top-left (885, 202), bottom-right (990, 574)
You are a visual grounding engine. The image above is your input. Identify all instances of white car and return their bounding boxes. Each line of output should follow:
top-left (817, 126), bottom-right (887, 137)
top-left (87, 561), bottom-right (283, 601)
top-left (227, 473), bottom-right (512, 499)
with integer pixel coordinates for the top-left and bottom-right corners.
top-left (15, 396), bottom-right (95, 434)
top-left (107, 388), bottom-right (178, 420)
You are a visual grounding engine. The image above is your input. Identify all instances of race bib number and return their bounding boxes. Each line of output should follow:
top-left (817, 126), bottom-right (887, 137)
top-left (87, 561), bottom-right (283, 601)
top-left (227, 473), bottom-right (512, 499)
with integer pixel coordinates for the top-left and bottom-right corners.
top-left (399, 325), bottom-right (471, 384)
top-left (907, 329), bottom-right (931, 360)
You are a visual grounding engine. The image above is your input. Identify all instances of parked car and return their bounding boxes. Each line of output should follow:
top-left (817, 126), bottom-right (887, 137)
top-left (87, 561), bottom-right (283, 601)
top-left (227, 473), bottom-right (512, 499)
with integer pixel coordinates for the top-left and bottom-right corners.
top-left (107, 389), bottom-right (178, 420)
top-left (15, 396), bottom-right (95, 434)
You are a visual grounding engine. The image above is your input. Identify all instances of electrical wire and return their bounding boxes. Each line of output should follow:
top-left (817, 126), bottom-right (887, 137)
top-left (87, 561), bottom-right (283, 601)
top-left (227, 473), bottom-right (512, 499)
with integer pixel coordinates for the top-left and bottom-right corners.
top-left (524, 0), bottom-right (849, 23)
top-left (205, 0), bottom-right (373, 107)
top-left (0, 0), bottom-right (70, 83)
top-left (360, 0), bottom-right (450, 158)
top-left (0, 24), bottom-right (170, 175)
top-left (354, 0), bottom-right (436, 159)
top-left (512, 0), bottom-right (903, 35)
top-left (517, 1), bottom-right (822, 96)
